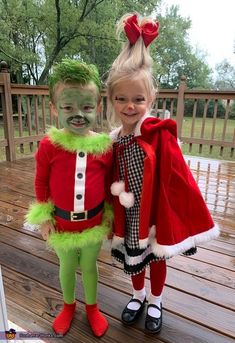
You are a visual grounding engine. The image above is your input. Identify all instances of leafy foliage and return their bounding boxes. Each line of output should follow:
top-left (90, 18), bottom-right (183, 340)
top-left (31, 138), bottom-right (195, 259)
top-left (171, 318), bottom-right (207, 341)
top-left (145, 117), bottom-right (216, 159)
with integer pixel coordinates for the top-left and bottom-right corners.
top-left (214, 59), bottom-right (235, 90)
top-left (152, 5), bottom-right (212, 89)
top-left (0, 0), bottom-right (214, 89)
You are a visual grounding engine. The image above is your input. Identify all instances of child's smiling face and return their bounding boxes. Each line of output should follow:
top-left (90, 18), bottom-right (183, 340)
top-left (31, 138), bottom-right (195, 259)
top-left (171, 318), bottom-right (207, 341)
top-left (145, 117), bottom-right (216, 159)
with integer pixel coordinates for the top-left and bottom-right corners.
top-left (50, 82), bottom-right (101, 135)
top-left (111, 78), bottom-right (152, 134)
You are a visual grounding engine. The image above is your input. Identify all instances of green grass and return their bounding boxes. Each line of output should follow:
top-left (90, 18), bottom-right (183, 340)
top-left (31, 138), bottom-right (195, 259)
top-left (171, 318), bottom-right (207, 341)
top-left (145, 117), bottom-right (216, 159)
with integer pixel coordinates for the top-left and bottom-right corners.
top-left (180, 117), bottom-right (235, 161)
top-left (181, 117), bottom-right (234, 140)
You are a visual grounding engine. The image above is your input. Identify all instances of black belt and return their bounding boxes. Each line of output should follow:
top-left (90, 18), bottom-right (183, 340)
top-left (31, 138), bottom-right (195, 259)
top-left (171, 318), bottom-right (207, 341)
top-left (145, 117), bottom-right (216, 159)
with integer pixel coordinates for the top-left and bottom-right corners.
top-left (54, 201), bottom-right (104, 222)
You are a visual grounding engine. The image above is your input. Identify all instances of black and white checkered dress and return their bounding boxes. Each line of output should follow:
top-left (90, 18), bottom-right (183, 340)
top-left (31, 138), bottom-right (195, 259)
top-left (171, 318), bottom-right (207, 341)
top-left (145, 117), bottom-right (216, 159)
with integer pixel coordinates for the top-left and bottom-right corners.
top-left (111, 134), bottom-right (159, 275)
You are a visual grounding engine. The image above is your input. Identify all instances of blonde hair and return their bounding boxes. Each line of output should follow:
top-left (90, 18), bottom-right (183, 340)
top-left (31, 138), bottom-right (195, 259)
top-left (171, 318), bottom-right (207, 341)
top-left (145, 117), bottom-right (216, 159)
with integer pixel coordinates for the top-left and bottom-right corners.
top-left (106, 13), bottom-right (158, 127)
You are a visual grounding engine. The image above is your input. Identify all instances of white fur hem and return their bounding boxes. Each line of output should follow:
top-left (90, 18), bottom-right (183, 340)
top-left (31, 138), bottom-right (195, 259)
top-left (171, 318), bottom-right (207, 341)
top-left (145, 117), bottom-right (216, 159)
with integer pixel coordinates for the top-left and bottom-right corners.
top-left (139, 238), bottom-right (149, 249)
top-left (111, 235), bottom-right (124, 248)
top-left (150, 224), bottom-right (220, 258)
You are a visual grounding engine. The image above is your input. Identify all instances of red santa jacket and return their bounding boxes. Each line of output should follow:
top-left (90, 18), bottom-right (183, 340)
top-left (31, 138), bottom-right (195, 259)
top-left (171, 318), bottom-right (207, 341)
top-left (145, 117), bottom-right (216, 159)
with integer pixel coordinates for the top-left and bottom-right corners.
top-left (110, 115), bottom-right (219, 258)
top-left (35, 128), bottom-right (112, 232)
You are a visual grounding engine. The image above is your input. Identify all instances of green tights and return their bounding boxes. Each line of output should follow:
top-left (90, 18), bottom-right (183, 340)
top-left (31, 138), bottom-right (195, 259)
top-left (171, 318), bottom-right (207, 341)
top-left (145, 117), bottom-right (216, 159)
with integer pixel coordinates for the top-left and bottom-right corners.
top-left (54, 241), bottom-right (102, 305)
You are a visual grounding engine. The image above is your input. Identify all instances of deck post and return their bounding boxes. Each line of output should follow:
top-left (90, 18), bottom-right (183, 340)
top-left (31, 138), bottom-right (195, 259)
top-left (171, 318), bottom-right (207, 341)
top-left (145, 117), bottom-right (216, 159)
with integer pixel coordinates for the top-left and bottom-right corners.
top-left (0, 61), bottom-right (16, 161)
top-left (176, 75), bottom-right (187, 139)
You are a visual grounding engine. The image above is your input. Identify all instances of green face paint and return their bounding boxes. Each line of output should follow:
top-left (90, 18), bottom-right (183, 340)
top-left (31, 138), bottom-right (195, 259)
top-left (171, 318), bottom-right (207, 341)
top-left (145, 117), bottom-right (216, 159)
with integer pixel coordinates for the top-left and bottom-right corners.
top-left (55, 84), bottom-right (99, 135)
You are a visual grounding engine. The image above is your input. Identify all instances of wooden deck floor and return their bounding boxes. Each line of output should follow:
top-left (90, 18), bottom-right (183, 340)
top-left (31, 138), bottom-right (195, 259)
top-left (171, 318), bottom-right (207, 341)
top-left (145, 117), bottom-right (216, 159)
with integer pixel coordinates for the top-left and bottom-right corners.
top-left (0, 156), bottom-right (234, 343)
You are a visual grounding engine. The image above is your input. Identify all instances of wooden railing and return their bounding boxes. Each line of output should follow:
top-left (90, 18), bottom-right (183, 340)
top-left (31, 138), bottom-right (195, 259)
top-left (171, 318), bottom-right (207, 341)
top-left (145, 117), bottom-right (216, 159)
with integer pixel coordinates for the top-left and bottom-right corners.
top-left (0, 61), bottom-right (235, 161)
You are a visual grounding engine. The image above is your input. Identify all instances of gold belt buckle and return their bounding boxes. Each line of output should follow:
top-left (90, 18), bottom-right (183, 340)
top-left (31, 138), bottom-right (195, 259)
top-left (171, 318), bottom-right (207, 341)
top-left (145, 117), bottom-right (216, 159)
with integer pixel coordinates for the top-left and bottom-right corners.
top-left (70, 210), bottom-right (88, 221)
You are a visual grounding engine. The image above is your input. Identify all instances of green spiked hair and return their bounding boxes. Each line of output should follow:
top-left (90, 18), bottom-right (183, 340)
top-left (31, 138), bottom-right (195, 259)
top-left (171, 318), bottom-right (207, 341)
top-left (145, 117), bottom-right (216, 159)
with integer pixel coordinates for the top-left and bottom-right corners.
top-left (48, 58), bottom-right (101, 102)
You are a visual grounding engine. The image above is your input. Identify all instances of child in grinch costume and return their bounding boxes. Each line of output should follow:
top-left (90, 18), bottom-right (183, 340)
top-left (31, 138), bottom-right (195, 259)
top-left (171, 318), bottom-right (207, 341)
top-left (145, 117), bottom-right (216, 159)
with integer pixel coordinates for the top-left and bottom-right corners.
top-left (26, 59), bottom-right (113, 337)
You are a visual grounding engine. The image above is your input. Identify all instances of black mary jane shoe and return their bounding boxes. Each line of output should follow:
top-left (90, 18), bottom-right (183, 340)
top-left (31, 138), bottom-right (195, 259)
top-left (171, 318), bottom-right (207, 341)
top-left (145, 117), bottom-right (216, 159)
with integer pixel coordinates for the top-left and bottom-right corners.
top-left (145, 303), bottom-right (162, 334)
top-left (121, 297), bottom-right (146, 325)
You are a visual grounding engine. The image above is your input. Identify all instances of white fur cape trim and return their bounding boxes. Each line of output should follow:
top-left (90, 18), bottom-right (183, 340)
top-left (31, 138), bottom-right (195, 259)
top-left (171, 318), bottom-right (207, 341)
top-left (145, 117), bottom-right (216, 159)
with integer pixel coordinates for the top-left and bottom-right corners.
top-left (111, 224), bottom-right (219, 258)
top-left (149, 224), bottom-right (220, 258)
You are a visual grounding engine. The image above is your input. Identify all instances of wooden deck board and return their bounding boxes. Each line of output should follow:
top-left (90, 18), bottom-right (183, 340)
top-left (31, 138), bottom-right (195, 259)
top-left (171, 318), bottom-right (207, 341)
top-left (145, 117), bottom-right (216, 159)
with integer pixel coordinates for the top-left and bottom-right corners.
top-left (0, 156), bottom-right (235, 342)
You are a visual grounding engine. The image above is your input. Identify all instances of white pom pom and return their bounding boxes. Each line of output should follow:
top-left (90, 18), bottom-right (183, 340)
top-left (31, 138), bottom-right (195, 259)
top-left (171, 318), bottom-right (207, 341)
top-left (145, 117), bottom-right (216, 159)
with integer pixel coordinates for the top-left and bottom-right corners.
top-left (119, 191), bottom-right (134, 208)
top-left (110, 181), bottom-right (125, 196)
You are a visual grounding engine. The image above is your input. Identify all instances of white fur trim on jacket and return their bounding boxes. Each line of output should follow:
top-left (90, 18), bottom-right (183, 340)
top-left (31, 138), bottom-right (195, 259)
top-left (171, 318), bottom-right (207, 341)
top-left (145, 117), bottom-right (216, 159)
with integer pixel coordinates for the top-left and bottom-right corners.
top-left (149, 224), bottom-right (220, 259)
top-left (111, 224), bottom-right (219, 257)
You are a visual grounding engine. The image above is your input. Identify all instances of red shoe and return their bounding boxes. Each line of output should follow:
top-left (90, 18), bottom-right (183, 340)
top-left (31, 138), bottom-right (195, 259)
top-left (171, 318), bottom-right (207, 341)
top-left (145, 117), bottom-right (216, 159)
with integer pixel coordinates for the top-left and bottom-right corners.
top-left (85, 303), bottom-right (108, 337)
top-left (52, 302), bottom-right (76, 336)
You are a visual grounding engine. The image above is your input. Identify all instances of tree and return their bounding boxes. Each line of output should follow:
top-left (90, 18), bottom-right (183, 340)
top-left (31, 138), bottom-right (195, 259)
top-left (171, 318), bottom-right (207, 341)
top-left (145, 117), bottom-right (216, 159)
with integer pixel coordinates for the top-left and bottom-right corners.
top-left (152, 5), bottom-right (212, 89)
top-left (230, 101), bottom-right (235, 119)
top-left (0, 0), bottom-right (213, 89)
top-left (0, 0), bottom-right (109, 84)
top-left (214, 59), bottom-right (235, 90)
top-left (0, 0), bottom-right (42, 83)
top-left (0, 0), bottom-right (159, 84)
top-left (66, 0), bottom-right (159, 76)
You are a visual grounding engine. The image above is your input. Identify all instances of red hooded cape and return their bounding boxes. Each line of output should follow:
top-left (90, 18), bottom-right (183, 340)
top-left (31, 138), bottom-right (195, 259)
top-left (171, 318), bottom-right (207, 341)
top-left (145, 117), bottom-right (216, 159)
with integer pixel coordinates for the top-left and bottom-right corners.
top-left (111, 117), bottom-right (219, 258)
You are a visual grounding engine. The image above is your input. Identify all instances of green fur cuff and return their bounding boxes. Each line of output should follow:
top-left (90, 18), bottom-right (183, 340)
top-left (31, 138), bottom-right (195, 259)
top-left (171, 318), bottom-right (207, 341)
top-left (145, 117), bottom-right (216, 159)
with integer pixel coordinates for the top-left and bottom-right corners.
top-left (48, 126), bottom-right (112, 154)
top-left (26, 201), bottom-right (55, 225)
top-left (47, 202), bottom-right (113, 251)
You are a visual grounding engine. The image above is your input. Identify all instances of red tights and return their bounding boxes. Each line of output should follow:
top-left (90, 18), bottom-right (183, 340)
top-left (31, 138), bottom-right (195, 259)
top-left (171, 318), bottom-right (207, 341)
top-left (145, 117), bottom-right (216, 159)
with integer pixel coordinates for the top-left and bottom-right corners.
top-left (131, 260), bottom-right (166, 296)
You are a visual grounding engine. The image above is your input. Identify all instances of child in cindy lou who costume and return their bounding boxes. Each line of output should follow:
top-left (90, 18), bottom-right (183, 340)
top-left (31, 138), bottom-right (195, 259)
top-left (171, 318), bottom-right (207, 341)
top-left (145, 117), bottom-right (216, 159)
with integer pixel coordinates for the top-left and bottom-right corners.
top-left (26, 59), bottom-right (113, 337)
top-left (106, 13), bottom-right (220, 334)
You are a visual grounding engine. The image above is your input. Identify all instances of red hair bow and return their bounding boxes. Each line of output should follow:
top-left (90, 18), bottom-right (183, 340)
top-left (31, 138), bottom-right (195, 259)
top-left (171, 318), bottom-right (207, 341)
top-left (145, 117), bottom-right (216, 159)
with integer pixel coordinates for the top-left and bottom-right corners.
top-left (124, 14), bottom-right (159, 47)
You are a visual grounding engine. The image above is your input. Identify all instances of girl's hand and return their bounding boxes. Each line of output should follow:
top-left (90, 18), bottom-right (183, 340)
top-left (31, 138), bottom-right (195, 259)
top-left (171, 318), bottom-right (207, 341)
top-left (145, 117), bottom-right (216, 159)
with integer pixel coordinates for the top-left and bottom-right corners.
top-left (40, 221), bottom-right (55, 240)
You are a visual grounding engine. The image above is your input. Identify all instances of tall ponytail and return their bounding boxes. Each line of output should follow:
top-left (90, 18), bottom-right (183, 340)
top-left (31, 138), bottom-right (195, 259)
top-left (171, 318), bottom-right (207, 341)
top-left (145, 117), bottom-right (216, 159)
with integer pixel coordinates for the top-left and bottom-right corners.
top-left (112, 13), bottom-right (159, 71)
top-left (106, 13), bottom-right (159, 126)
